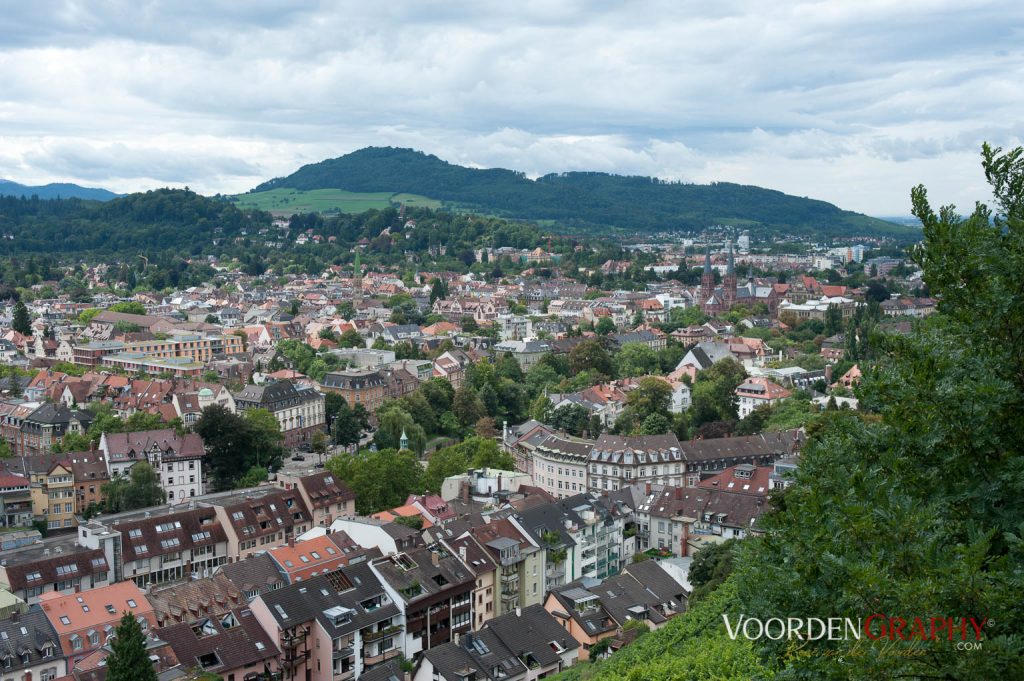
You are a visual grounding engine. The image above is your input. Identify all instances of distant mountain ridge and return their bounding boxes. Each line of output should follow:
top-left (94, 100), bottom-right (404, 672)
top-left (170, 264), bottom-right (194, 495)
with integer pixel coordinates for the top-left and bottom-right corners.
top-left (251, 146), bottom-right (914, 239)
top-left (0, 179), bottom-right (121, 201)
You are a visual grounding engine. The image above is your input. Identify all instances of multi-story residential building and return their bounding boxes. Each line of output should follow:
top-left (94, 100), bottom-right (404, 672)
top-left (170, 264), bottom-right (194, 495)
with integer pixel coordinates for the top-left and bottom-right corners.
top-left (588, 433), bottom-right (685, 493)
top-left (320, 370), bottom-right (387, 418)
top-left (530, 434), bottom-right (592, 500)
top-left (39, 581), bottom-right (156, 666)
top-left (0, 472), bottom-right (34, 528)
top-left (0, 538), bottom-right (112, 604)
top-left (470, 519), bottom-right (546, 616)
top-left (73, 333), bottom-right (244, 368)
top-left (275, 470), bottom-right (356, 529)
top-left (235, 380), bottom-right (326, 448)
top-left (78, 503), bottom-right (230, 587)
top-left (736, 377), bottom-right (793, 418)
top-left (679, 430), bottom-right (800, 486)
top-left (205, 487), bottom-right (314, 562)
top-left (440, 534), bottom-right (498, 631)
top-left (99, 429), bottom-right (206, 502)
top-left (69, 452), bottom-right (109, 515)
top-left (0, 608), bottom-right (65, 681)
top-left (415, 605), bottom-right (580, 681)
top-left (32, 461), bottom-right (76, 531)
top-left (543, 561), bottom-right (686, 661)
top-left (250, 561), bottom-right (404, 681)
top-left (369, 547), bottom-right (475, 659)
top-left (14, 404), bottom-right (92, 457)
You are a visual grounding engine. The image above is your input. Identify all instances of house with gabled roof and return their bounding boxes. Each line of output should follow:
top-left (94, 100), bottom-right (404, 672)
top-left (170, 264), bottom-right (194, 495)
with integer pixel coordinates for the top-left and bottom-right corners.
top-left (0, 606), bottom-right (65, 681)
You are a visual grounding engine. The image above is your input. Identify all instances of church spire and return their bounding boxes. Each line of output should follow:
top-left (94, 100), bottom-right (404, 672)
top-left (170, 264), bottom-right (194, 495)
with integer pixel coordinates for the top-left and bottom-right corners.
top-left (727, 243), bottom-right (735, 274)
top-left (703, 248), bottom-right (713, 275)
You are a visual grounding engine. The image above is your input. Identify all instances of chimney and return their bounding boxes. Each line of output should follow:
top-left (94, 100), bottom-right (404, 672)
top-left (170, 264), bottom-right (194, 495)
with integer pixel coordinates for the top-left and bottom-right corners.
top-left (288, 535), bottom-right (295, 548)
top-left (458, 546), bottom-right (467, 563)
top-left (675, 487), bottom-right (682, 501)
top-left (515, 607), bottom-right (521, 617)
top-left (496, 473), bottom-right (502, 493)
top-left (461, 480), bottom-right (470, 504)
top-left (824, 364), bottom-right (833, 384)
top-left (645, 482), bottom-right (651, 496)
top-left (431, 551), bottom-right (440, 567)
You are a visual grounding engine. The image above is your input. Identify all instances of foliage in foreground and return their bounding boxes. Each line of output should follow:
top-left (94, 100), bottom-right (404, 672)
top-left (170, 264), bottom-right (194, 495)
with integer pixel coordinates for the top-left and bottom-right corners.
top-left (554, 146), bottom-right (1024, 679)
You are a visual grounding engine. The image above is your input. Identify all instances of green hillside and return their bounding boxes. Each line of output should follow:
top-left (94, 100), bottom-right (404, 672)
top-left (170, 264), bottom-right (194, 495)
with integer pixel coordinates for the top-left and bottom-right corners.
top-left (250, 146), bottom-right (916, 239)
top-left (231, 187), bottom-right (440, 215)
top-left (0, 179), bottom-right (120, 201)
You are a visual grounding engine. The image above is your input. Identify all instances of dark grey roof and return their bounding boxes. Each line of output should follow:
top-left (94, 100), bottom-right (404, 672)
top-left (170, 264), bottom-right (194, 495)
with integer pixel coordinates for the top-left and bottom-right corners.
top-left (22, 403), bottom-right (92, 427)
top-left (483, 604), bottom-right (580, 667)
top-left (371, 547), bottom-right (474, 606)
top-left (216, 553), bottom-right (286, 595)
top-left (234, 380), bottom-right (321, 408)
top-left (358, 659), bottom-right (403, 681)
top-left (320, 370), bottom-right (386, 390)
top-left (0, 608), bottom-right (61, 672)
top-left (258, 559), bottom-right (398, 637)
top-left (423, 629), bottom-right (525, 681)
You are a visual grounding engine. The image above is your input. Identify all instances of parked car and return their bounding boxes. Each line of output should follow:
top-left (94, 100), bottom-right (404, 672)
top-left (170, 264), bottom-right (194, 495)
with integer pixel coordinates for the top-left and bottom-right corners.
top-left (291, 454), bottom-right (306, 462)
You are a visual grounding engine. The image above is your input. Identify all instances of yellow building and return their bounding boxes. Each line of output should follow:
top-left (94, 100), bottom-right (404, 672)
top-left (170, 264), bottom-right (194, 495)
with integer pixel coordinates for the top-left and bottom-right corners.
top-left (32, 462), bottom-right (76, 531)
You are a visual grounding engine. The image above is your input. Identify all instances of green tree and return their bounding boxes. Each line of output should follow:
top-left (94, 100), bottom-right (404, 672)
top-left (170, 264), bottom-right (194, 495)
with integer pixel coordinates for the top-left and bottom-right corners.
top-left (243, 408), bottom-right (286, 470)
top-left (109, 301), bottom-right (146, 315)
top-left (688, 539), bottom-right (738, 602)
top-left (595, 316), bottom-right (616, 335)
top-left (105, 611), bottom-right (157, 681)
top-left (625, 376), bottom-right (672, 420)
top-left (326, 448), bottom-right (422, 514)
top-left (638, 412), bottom-right (670, 435)
top-left (569, 338), bottom-right (613, 377)
top-left (236, 465), bottom-right (269, 489)
top-left (452, 385), bottom-right (485, 428)
top-left (103, 462), bottom-right (166, 513)
top-left (12, 301), bottom-right (31, 335)
top-left (615, 342), bottom-right (659, 378)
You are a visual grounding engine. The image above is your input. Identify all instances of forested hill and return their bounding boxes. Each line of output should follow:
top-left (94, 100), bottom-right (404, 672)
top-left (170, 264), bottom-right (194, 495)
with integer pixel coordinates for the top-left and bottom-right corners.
top-left (0, 179), bottom-right (120, 201)
top-left (251, 146), bottom-right (912, 239)
top-left (0, 188), bottom-right (269, 254)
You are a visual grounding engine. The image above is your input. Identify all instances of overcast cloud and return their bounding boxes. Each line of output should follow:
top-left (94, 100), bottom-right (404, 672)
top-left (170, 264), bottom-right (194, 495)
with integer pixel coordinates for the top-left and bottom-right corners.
top-left (1, 0), bottom-right (1021, 215)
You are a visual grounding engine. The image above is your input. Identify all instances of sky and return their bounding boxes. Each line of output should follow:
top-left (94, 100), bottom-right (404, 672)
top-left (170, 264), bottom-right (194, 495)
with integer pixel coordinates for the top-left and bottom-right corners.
top-left (1, 1), bottom-right (1022, 216)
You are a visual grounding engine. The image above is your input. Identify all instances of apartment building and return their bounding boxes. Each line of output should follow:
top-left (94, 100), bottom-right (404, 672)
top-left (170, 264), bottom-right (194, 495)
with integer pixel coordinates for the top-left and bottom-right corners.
top-left (39, 581), bottom-right (156, 666)
top-left (369, 547), bottom-right (474, 660)
top-left (319, 370), bottom-right (387, 417)
top-left (530, 434), bottom-right (592, 500)
top-left (275, 470), bottom-right (356, 528)
top-left (205, 487), bottom-right (314, 562)
top-left (588, 433), bottom-right (685, 493)
top-left (100, 429), bottom-right (206, 502)
top-left (0, 539), bottom-right (113, 604)
top-left (234, 380), bottom-right (326, 448)
top-left (250, 561), bottom-right (403, 681)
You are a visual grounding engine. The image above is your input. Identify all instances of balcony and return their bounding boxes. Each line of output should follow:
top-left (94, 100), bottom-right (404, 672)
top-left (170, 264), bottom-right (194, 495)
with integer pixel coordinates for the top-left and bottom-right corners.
top-left (500, 571), bottom-right (519, 583)
top-left (362, 624), bottom-right (403, 643)
top-left (363, 649), bottom-right (401, 667)
top-left (331, 646), bottom-right (353, 660)
top-left (333, 671), bottom-right (354, 681)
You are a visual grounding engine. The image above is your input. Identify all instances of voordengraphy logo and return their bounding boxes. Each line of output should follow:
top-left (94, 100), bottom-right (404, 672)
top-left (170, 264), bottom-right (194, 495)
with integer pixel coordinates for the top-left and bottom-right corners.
top-left (722, 614), bottom-right (989, 643)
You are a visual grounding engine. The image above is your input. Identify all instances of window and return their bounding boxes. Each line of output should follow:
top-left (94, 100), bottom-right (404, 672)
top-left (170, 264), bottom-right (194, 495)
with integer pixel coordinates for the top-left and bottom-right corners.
top-left (59, 616), bottom-right (71, 625)
top-left (127, 599), bottom-right (137, 608)
top-left (88, 631), bottom-right (99, 645)
top-left (71, 636), bottom-right (83, 651)
top-left (128, 528), bottom-right (143, 538)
